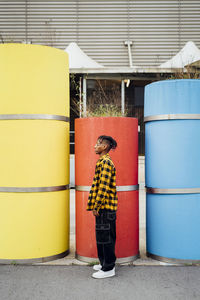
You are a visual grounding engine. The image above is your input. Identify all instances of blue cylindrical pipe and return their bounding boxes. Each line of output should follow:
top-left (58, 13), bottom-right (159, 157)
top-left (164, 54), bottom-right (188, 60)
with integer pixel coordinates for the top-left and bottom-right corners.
top-left (145, 79), bottom-right (200, 262)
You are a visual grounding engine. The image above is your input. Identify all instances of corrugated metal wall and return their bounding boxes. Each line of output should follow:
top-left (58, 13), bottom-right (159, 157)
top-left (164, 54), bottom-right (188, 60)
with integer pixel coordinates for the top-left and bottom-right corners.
top-left (0, 0), bottom-right (200, 67)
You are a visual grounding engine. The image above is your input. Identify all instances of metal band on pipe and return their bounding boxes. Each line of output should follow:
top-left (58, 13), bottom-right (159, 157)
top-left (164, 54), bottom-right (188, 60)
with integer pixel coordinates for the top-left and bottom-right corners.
top-left (147, 252), bottom-right (200, 264)
top-left (0, 250), bottom-right (69, 264)
top-left (144, 114), bottom-right (200, 123)
top-left (75, 185), bottom-right (139, 192)
top-left (146, 187), bottom-right (200, 194)
top-left (0, 114), bottom-right (69, 122)
top-left (0, 185), bottom-right (69, 193)
top-left (117, 185), bottom-right (139, 192)
top-left (76, 253), bottom-right (139, 264)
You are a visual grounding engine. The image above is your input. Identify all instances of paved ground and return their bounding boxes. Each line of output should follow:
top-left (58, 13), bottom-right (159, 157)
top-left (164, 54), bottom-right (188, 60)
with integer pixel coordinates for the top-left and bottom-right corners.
top-left (1, 265), bottom-right (200, 300)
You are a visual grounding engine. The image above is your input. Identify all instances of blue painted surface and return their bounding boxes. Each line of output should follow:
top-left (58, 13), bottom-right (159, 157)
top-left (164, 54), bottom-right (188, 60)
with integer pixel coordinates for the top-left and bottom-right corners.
top-left (146, 194), bottom-right (200, 260)
top-left (145, 79), bottom-right (200, 260)
top-left (145, 120), bottom-right (200, 188)
top-left (144, 79), bottom-right (200, 117)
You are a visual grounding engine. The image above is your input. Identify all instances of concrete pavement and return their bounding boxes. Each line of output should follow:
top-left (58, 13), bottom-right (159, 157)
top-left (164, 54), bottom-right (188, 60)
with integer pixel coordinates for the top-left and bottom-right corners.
top-left (1, 265), bottom-right (200, 300)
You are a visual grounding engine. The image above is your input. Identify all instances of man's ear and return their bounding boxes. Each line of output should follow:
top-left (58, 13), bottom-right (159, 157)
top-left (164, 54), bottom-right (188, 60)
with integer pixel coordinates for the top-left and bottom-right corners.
top-left (104, 143), bottom-right (109, 151)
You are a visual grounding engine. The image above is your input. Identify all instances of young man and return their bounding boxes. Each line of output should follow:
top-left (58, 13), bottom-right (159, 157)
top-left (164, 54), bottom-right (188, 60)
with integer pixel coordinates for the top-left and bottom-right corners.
top-left (87, 135), bottom-right (118, 279)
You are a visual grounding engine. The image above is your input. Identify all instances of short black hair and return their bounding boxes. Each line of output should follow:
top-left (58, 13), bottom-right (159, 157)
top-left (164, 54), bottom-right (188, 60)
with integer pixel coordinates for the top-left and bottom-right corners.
top-left (98, 135), bottom-right (117, 151)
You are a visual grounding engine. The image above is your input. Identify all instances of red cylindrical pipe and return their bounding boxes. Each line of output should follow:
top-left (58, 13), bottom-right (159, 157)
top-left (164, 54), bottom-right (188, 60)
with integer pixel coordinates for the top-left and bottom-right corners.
top-left (75, 117), bottom-right (139, 262)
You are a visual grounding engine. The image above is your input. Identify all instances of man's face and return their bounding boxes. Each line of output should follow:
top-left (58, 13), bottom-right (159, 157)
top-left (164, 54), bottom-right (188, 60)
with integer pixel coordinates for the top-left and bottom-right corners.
top-left (94, 139), bottom-right (107, 154)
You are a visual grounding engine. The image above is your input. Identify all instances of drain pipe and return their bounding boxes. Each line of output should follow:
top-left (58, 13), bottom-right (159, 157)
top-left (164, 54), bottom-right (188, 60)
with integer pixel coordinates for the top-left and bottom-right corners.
top-left (124, 40), bottom-right (133, 87)
top-left (124, 40), bottom-right (133, 68)
top-left (83, 75), bottom-right (87, 117)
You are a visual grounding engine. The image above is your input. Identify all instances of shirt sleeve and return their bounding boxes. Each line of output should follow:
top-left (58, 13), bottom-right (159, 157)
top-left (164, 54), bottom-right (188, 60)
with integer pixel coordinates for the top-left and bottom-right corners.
top-left (93, 160), bottom-right (112, 212)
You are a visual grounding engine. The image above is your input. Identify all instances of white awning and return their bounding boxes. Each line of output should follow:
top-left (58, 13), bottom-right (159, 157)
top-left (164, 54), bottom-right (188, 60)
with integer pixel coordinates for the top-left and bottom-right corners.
top-left (186, 60), bottom-right (200, 68)
top-left (159, 41), bottom-right (200, 69)
top-left (64, 42), bottom-right (104, 69)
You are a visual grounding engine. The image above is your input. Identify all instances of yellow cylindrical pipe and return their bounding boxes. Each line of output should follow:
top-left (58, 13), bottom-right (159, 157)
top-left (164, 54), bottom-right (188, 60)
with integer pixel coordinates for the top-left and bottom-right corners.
top-left (0, 44), bottom-right (69, 262)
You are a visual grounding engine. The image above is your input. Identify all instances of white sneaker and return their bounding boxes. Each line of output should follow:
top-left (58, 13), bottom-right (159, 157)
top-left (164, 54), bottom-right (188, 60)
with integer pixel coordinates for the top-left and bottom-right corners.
top-left (92, 267), bottom-right (115, 279)
top-left (93, 264), bottom-right (102, 271)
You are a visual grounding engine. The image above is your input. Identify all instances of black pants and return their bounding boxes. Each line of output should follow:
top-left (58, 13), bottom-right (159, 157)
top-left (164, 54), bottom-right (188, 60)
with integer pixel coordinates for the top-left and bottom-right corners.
top-left (95, 210), bottom-right (116, 271)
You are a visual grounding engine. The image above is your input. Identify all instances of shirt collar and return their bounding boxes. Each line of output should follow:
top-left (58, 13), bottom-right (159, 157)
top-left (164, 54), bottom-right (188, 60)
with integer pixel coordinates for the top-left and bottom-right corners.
top-left (99, 153), bottom-right (110, 162)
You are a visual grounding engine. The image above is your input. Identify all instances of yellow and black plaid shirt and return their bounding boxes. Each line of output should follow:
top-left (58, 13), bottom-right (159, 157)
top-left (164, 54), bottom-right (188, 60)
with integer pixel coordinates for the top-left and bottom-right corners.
top-left (87, 153), bottom-right (118, 212)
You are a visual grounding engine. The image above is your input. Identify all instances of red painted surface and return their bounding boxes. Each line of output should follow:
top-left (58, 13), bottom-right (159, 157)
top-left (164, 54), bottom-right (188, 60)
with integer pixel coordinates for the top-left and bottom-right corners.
top-left (75, 117), bottom-right (139, 259)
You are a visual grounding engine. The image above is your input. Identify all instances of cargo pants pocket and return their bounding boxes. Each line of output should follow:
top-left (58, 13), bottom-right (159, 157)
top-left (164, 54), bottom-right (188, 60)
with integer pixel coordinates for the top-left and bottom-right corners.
top-left (107, 212), bottom-right (116, 221)
top-left (96, 223), bottom-right (111, 244)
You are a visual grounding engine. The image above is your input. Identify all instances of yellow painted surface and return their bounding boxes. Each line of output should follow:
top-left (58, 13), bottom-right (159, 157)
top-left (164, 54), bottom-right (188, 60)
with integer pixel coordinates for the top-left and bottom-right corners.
top-left (0, 44), bottom-right (69, 260)
top-left (0, 121), bottom-right (69, 187)
top-left (0, 44), bottom-right (69, 116)
top-left (0, 191), bottom-right (69, 259)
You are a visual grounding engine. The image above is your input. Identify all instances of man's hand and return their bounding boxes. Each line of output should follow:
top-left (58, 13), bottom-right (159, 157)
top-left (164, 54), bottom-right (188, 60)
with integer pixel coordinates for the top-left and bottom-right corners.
top-left (93, 210), bottom-right (99, 217)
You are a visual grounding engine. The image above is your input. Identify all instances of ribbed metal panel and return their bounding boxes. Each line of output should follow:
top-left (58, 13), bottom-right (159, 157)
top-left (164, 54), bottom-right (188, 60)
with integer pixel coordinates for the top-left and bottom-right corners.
top-left (0, 1), bottom-right (26, 42)
top-left (0, 0), bottom-right (200, 67)
top-left (131, 0), bottom-right (181, 66)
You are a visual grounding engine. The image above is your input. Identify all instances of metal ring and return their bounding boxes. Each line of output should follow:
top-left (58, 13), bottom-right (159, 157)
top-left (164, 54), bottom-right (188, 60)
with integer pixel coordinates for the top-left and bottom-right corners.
top-left (75, 185), bottom-right (139, 192)
top-left (75, 253), bottom-right (139, 264)
top-left (0, 114), bottom-right (69, 122)
top-left (146, 187), bottom-right (200, 194)
top-left (75, 186), bottom-right (91, 192)
top-left (144, 114), bottom-right (200, 123)
top-left (117, 185), bottom-right (139, 192)
top-left (0, 250), bottom-right (69, 265)
top-left (0, 185), bottom-right (69, 193)
top-left (147, 252), bottom-right (200, 264)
